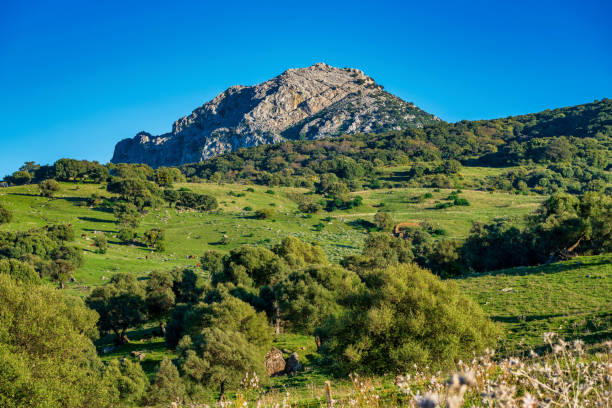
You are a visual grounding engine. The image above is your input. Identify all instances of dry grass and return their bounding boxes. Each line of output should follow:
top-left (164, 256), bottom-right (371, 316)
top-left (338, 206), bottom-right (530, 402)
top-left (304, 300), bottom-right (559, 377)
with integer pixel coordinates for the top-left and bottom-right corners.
top-left (165, 335), bottom-right (611, 407)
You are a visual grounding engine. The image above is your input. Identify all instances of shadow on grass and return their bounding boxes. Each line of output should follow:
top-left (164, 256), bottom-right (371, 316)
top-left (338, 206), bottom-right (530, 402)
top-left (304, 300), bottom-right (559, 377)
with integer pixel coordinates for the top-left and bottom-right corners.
top-left (491, 313), bottom-right (565, 324)
top-left (459, 255), bottom-right (612, 279)
top-left (78, 216), bottom-right (112, 223)
top-left (91, 206), bottom-right (114, 213)
top-left (82, 227), bottom-right (116, 233)
top-left (345, 219), bottom-right (377, 231)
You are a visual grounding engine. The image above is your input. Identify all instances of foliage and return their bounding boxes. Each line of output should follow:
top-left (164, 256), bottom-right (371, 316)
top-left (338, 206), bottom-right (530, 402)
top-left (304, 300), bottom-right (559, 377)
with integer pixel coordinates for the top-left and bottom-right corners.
top-left (114, 202), bottom-right (141, 230)
top-left (144, 227), bottom-right (166, 252)
top-left (255, 208), bottom-right (275, 219)
top-left (146, 270), bottom-right (176, 329)
top-left (38, 179), bottom-right (60, 197)
top-left (107, 177), bottom-right (163, 209)
top-left (373, 211), bottom-right (393, 231)
top-left (177, 327), bottom-right (265, 399)
top-left (46, 223), bottom-right (75, 242)
top-left (0, 274), bottom-right (113, 408)
top-left (0, 258), bottom-right (39, 284)
top-left (146, 358), bottom-right (186, 405)
top-left (93, 233), bottom-right (108, 254)
top-left (318, 263), bottom-right (499, 374)
top-left (275, 264), bottom-right (361, 332)
top-left (164, 189), bottom-right (218, 211)
top-left (86, 273), bottom-right (147, 343)
top-left (103, 358), bottom-right (149, 404)
top-left (46, 259), bottom-right (77, 288)
top-left (0, 204), bottom-right (13, 225)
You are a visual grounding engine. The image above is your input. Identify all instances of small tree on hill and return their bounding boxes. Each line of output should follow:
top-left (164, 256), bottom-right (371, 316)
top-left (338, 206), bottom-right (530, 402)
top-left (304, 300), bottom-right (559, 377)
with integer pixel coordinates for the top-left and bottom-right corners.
top-left (93, 233), bottom-right (108, 254)
top-left (9, 170), bottom-right (32, 185)
top-left (318, 263), bottom-right (498, 375)
top-left (373, 211), bottom-right (394, 231)
top-left (47, 259), bottom-right (76, 289)
top-left (39, 179), bottom-right (60, 198)
top-left (86, 273), bottom-right (147, 344)
top-left (103, 359), bottom-right (149, 405)
top-left (46, 224), bottom-right (75, 243)
top-left (144, 228), bottom-right (165, 252)
top-left (0, 204), bottom-right (12, 225)
top-left (178, 328), bottom-right (265, 401)
top-left (146, 358), bottom-right (185, 405)
top-left (145, 270), bottom-right (175, 335)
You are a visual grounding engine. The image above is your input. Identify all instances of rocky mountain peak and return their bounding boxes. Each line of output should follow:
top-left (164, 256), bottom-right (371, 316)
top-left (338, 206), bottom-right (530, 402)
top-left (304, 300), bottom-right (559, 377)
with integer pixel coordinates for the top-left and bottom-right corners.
top-left (112, 63), bottom-right (439, 167)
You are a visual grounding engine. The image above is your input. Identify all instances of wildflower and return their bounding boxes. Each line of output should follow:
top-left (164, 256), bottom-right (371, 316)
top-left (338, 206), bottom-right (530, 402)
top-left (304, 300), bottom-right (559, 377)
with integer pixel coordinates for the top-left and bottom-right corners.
top-left (553, 344), bottom-right (565, 354)
top-left (573, 339), bottom-right (585, 354)
top-left (522, 393), bottom-right (538, 408)
top-left (543, 332), bottom-right (556, 343)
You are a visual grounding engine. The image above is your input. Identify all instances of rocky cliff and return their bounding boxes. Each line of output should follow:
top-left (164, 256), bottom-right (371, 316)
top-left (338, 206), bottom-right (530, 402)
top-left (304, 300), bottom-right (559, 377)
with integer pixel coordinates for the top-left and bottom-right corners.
top-left (111, 63), bottom-right (439, 167)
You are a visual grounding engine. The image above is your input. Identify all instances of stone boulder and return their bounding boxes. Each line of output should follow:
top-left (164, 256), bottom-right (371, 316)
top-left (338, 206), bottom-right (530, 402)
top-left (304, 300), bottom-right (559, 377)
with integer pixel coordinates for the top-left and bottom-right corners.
top-left (264, 347), bottom-right (286, 376)
top-left (285, 352), bottom-right (302, 375)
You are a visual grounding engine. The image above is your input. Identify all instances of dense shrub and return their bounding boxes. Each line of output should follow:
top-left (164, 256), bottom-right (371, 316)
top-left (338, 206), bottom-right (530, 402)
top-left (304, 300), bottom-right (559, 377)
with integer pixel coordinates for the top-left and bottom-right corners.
top-left (38, 179), bottom-right (60, 197)
top-left (275, 264), bottom-right (361, 332)
top-left (86, 273), bottom-right (147, 343)
top-left (0, 204), bottom-right (12, 225)
top-left (318, 263), bottom-right (499, 374)
top-left (0, 258), bottom-right (39, 284)
top-left (0, 274), bottom-right (114, 407)
top-left (255, 208), bottom-right (274, 219)
top-left (144, 228), bottom-right (166, 252)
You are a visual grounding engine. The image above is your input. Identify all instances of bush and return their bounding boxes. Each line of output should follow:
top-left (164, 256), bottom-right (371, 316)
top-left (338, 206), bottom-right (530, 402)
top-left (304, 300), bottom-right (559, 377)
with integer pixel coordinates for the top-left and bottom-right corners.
top-left (0, 274), bottom-right (113, 407)
top-left (255, 208), bottom-right (274, 219)
top-left (0, 204), bottom-right (12, 225)
top-left (0, 258), bottom-right (39, 284)
top-left (38, 179), bottom-right (60, 197)
top-left (144, 228), bottom-right (165, 252)
top-left (46, 224), bottom-right (75, 243)
top-left (318, 263), bottom-right (499, 374)
top-left (117, 227), bottom-right (136, 243)
top-left (453, 198), bottom-right (470, 206)
top-left (93, 233), bottom-right (108, 254)
top-left (373, 211), bottom-right (394, 231)
top-left (298, 202), bottom-right (321, 214)
top-left (103, 359), bottom-right (149, 404)
top-left (146, 358), bottom-right (185, 405)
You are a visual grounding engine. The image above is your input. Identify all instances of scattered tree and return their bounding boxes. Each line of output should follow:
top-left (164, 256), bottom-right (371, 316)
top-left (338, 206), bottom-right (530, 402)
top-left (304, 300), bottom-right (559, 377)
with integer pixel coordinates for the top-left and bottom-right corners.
top-left (86, 273), bottom-right (147, 344)
top-left (38, 179), bottom-right (60, 198)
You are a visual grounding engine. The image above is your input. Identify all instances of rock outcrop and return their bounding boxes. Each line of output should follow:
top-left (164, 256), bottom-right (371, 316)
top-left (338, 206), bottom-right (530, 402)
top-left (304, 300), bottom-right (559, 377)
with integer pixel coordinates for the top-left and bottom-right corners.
top-left (285, 352), bottom-right (302, 375)
top-left (264, 347), bottom-right (286, 376)
top-left (112, 63), bottom-right (439, 167)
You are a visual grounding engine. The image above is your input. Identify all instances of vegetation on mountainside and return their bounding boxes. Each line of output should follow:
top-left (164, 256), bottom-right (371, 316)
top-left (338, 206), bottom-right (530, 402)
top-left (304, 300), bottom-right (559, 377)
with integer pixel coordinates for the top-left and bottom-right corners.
top-left (0, 99), bottom-right (610, 406)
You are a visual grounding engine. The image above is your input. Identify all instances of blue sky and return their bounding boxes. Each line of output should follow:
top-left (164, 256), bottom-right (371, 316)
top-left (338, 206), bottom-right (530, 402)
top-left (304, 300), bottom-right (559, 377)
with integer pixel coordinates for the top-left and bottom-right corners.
top-left (1, 0), bottom-right (610, 177)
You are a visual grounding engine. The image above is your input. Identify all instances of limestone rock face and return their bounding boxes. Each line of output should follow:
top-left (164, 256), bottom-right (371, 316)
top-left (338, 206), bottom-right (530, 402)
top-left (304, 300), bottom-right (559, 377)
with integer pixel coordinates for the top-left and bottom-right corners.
top-left (112, 63), bottom-right (439, 167)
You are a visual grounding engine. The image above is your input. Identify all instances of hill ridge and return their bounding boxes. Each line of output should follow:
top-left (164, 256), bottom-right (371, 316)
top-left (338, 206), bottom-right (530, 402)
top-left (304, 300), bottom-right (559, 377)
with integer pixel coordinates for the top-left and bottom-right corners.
top-left (111, 63), bottom-right (439, 167)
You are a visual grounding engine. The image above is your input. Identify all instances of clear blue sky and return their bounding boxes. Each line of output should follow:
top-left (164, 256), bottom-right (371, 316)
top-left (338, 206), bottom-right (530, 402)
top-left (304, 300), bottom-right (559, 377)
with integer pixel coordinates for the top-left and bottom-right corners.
top-left (1, 0), bottom-right (610, 177)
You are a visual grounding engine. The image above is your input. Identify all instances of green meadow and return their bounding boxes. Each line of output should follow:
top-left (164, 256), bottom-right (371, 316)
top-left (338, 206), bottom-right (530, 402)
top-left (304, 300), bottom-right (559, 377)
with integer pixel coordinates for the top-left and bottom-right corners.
top-left (2, 178), bottom-right (610, 405)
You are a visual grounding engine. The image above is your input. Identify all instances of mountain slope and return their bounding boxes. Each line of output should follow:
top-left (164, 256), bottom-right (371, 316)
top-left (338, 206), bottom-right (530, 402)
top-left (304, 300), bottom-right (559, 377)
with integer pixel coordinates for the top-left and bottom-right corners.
top-left (111, 63), bottom-right (439, 167)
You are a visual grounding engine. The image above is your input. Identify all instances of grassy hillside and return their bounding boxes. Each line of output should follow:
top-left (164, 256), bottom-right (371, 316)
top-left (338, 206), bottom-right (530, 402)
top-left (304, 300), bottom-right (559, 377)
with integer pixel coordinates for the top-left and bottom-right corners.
top-left (1, 179), bottom-right (609, 405)
top-left (90, 254), bottom-right (611, 405)
top-left (457, 254), bottom-right (612, 352)
top-left (0, 178), bottom-right (542, 290)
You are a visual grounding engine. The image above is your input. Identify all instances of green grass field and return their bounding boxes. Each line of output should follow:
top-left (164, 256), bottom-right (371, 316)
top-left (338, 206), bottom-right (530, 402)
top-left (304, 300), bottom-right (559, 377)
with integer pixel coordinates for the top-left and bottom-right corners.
top-left (0, 180), bottom-right (542, 290)
top-left (1, 179), bottom-right (609, 405)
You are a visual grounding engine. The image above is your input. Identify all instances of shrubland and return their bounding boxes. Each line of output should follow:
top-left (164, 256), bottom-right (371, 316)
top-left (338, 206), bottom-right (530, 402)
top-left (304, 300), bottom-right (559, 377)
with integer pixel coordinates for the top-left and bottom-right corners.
top-left (0, 99), bottom-right (610, 406)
